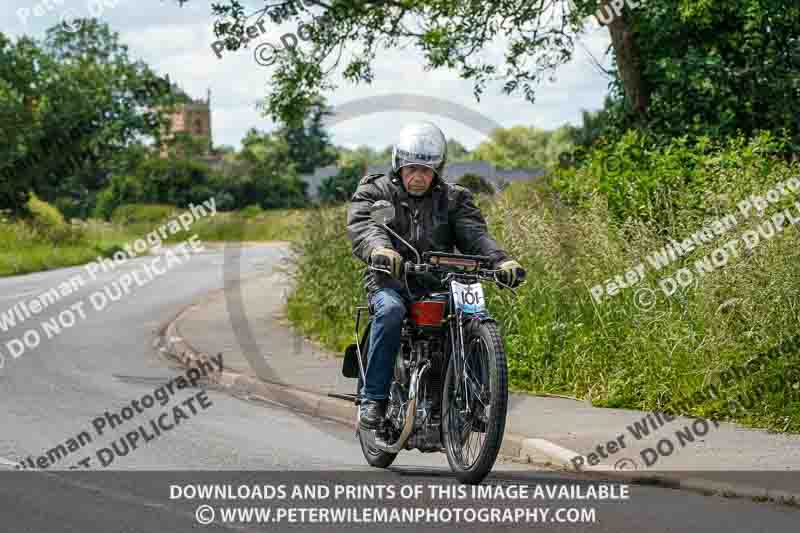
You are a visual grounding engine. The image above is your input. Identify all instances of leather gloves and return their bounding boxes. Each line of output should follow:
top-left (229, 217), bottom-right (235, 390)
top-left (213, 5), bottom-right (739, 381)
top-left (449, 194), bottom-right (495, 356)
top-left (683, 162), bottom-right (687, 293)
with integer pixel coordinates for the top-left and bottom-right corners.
top-left (495, 259), bottom-right (526, 288)
top-left (370, 247), bottom-right (403, 279)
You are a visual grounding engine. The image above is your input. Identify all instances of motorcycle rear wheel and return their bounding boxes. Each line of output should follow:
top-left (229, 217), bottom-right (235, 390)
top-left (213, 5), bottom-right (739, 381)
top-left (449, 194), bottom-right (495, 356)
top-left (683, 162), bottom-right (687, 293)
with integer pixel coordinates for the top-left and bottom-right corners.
top-left (441, 319), bottom-right (508, 484)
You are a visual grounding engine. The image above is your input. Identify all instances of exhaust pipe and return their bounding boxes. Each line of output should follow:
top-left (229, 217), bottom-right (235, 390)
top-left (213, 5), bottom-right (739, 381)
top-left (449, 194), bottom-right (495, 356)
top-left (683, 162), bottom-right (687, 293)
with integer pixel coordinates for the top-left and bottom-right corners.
top-left (370, 362), bottom-right (430, 453)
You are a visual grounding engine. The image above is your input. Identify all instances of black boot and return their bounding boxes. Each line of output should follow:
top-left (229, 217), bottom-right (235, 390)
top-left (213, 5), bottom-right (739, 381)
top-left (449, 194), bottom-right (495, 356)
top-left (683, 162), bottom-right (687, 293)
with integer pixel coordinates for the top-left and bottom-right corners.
top-left (359, 399), bottom-right (385, 430)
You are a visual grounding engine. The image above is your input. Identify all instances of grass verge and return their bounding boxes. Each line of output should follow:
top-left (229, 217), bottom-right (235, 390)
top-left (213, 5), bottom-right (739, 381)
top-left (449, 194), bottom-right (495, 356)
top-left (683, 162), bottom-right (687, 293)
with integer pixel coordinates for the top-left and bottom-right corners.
top-left (0, 218), bottom-right (128, 277)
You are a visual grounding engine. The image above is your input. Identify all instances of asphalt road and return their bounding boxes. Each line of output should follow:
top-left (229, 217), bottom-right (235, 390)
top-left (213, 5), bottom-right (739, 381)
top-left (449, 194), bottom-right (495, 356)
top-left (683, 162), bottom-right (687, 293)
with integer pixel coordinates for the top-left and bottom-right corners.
top-left (1, 244), bottom-right (798, 532)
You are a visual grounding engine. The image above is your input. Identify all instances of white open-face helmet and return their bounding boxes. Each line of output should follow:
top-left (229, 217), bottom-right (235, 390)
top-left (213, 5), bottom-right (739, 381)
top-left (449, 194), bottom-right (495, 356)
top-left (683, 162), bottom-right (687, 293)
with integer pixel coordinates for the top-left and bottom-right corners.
top-left (391, 121), bottom-right (447, 178)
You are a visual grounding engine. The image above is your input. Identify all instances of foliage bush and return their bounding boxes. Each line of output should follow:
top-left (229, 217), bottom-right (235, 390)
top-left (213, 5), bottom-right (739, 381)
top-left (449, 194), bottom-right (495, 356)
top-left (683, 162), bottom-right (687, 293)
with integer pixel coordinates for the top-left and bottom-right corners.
top-left (550, 130), bottom-right (793, 229)
top-left (94, 174), bottom-right (145, 219)
top-left (318, 164), bottom-right (362, 204)
top-left (26, 193), bottom-right (66, 228)
top-left (0, 203), bottom-right (128, 276)
top-left (23, 194), bottom-right (86, 245)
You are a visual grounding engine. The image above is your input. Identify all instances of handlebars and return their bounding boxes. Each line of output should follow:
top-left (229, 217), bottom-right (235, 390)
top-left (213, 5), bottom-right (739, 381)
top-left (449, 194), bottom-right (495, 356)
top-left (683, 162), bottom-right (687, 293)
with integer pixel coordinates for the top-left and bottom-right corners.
top-left (368, 257), bottom-right (522, 292)
top-left (402, 261), bottom-right (497, 279)
top-left (365, 214), bottom-right (523, 292)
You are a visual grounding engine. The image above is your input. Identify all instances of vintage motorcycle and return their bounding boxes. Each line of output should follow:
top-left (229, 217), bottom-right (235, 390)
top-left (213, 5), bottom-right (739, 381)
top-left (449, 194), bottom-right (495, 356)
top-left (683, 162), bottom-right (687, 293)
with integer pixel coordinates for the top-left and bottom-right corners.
top-left (341, 200), bottom-right (523, 484)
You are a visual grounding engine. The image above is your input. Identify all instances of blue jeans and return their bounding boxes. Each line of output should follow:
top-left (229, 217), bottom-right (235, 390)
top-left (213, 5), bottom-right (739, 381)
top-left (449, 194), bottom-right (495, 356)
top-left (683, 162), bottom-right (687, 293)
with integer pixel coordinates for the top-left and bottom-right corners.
top-left (361, 288), bottom-right (409, 401)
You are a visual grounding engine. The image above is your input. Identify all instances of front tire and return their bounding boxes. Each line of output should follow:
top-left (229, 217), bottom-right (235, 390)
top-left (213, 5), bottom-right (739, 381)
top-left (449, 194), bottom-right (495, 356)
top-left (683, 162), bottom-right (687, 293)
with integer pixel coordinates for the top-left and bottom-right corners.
top-left (441, 319), bottom-right (508, 484)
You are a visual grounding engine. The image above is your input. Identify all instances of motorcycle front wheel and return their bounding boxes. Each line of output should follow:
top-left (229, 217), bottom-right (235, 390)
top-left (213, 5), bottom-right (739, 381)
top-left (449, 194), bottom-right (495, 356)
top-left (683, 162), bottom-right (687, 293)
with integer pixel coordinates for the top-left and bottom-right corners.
top-left (441, 319), bottom-right (508, 484)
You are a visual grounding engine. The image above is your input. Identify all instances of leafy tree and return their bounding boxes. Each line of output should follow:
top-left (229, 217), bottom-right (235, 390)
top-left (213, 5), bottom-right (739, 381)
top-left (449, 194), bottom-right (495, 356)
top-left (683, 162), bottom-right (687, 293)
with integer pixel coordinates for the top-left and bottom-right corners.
top-left (471, 126), bottom-right (573, 169)
top-left (213, 144), bottom-right (238, 162)
top-left (93, 126), bottom-right (312, 214)
top-left (627, 0), bottom-right (800, 149)
top-left (94, 174), bottom-right (146, 219)
top-left (163, 132), bottom-right (211, 159)
top-left (0, 20), bottom-right (176, 214)
top-left (274, 97), bottom-right (338, 174)
top-left (236, 128), bottom-right (308, 208)
top-left (337, 145), bottom-right (391, 169)
top-left (94, 156), bottom-right (218, 218)
top-left (318, 163), bottom-right (362, 203)
top-left (135, 157), bottom-right (216, 206)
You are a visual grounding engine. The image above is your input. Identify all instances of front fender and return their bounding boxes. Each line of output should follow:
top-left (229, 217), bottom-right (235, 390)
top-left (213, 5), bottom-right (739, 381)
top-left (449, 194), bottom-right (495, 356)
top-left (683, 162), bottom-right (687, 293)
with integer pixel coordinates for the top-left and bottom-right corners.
top-left (462, 312), bottom-right (496, 327)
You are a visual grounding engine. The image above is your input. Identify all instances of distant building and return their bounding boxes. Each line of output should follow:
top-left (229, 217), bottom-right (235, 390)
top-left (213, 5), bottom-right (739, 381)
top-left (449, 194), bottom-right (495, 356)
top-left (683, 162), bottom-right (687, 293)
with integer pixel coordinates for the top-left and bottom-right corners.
top-left (300, 161), bottom-right (544, 200)
top-left (159, 89), bottom-right (214, 158)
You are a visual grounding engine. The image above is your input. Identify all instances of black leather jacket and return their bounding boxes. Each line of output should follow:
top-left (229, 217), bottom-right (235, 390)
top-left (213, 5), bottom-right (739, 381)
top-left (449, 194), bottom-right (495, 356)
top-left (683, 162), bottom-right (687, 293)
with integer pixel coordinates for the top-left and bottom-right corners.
top-left (346, 172), bottom-right (510, 297)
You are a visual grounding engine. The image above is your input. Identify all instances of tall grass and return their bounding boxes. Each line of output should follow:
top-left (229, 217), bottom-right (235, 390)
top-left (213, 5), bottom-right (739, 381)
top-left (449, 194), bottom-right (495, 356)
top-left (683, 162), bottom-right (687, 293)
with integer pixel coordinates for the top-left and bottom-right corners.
top-left (0, 218), bottom-right (126, 277)
top-left (286, 207), bottom-right (365, 351)
top-left (286, 134), bottom-right (800, 432)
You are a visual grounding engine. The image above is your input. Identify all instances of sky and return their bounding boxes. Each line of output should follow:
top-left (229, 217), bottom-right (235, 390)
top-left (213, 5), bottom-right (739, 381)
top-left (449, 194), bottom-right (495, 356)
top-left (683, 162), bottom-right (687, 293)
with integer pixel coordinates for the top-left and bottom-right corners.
top-left (3, 0), bottom-right (615, 151)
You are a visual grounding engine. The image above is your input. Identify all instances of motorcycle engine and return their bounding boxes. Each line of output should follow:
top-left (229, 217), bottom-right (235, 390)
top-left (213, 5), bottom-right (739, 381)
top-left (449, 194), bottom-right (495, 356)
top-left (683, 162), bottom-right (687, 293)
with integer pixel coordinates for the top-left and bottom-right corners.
top-left (406, 340), bottom-right (445, 453)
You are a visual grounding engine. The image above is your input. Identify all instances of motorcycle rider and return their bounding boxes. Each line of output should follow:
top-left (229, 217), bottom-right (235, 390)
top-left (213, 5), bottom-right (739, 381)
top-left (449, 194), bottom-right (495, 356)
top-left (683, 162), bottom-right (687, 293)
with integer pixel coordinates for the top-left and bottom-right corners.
top-left (346, 121), bottom-right (526, 431)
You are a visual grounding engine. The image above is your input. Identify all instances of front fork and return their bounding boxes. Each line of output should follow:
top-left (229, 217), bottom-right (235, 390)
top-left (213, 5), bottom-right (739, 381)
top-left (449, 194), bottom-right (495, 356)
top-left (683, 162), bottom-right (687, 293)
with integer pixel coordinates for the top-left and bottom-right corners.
top-left (448, 309), bottom-right (495, 417)
top-left (448, 310), bottom-right (471, 415)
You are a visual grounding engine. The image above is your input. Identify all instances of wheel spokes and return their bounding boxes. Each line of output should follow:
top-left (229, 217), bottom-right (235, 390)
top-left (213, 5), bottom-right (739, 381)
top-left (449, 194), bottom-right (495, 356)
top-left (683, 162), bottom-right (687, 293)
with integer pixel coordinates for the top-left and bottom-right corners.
top-left (446, 337), bottom-right (492, 469)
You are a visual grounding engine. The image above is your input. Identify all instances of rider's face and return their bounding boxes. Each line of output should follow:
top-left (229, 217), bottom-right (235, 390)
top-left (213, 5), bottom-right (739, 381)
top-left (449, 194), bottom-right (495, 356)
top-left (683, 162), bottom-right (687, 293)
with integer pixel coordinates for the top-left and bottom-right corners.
top-left (401, 165), bottom-right (435, 195)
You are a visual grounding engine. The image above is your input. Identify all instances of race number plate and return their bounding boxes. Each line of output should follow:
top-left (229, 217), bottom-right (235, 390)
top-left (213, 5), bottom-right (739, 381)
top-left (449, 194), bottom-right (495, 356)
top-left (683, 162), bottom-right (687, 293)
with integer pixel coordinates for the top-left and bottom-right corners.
top-left (451, 280), bottom-right (486, 314)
